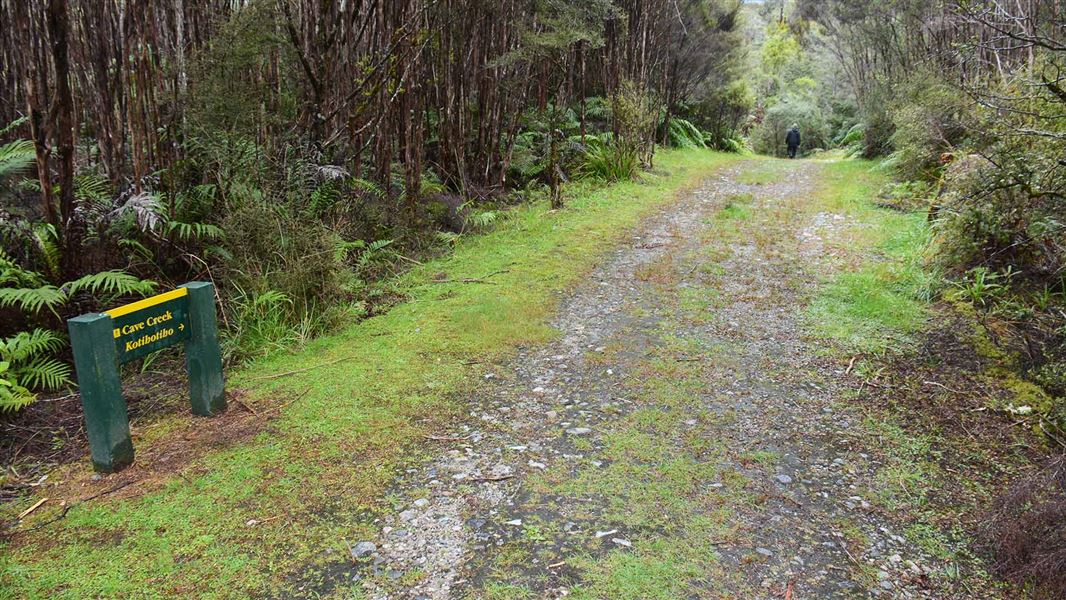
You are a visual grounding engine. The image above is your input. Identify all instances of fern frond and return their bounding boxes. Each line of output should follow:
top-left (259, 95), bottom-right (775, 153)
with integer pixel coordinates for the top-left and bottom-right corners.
top-left (467, 210), bottom-right (497, 230)
top-left (0, 383), bottom-right (35, 412)
top-left (31, 223), bottom-right (61, 280)
top-left (64, 270), bottom-right (157, 299)
top-left (419, 176), bottom-right (446, 197)
top-left (252, 290), bottom-right (292, 308)
top-left (352, 178), bottom-right (384, 198)
top-left (74, 173), bottom-right (112, 204)
top-left (0, 117), bottom-right (28, 137)
top-left (367, 239), bottom-right (394, 252)
top-left (165, 220), bottom-right (223, 241)
top-left (113, 192), bottom-right (163, 232)
top-left (310, 183), bottom-right (343, 213)
top-left (0, 249), bottom-right (47, 288)
top-left (1, 329), bottom-right (66, 362)
top-left (435, 231), bottom-right (461, 246)
top-left (204, 245), bottom-right (233, 262)
top-left (118, 238), bottom-right (155, 261)
top-left (17, 357), bottom-right (73, 391)
top-left (0, 138), bottom-right (35, 179)
top-left (0, 285), bottom-right (66, 315)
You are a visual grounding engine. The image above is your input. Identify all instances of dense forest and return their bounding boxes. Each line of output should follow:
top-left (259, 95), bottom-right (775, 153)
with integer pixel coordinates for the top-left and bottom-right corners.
top-left (0, 0), bottom-right (749, 402)
top-left (1, 0), bottom-right (1065, 595)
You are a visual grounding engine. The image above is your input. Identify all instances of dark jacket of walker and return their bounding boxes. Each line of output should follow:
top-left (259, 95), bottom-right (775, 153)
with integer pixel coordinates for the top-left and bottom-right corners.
top-left (786, 128), bottom-right (801, 149)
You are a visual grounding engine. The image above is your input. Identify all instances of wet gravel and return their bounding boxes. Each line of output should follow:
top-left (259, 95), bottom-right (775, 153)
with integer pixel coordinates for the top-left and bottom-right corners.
top-left (345, 161), bottom-right (974, 599)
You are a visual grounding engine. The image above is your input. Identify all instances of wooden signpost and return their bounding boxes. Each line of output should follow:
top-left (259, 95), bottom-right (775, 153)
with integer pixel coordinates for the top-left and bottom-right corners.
top-left (68, 282), bottom-right (225, 472)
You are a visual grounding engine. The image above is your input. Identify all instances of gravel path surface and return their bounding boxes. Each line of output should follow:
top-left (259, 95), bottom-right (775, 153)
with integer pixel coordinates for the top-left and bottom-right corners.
top-left (348, 159), bottom-right (962, 599)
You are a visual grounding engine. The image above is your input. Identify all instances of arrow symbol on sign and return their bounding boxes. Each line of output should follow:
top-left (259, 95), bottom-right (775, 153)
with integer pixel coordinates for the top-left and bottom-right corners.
top-left (179, 323), bottom-right (185, 331)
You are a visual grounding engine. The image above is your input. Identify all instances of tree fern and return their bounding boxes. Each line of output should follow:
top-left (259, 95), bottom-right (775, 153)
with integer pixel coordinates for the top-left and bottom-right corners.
top-left (466, 210), bottom-right (498, 231)
top-left (419, 173), bottom-right (446, 196)
top-left (435, 230), bottom-right (461, 247)
top-left (352, 177), bottom-right (385, 199)
top-left (113, 192), bottom-right (163, 232)
top-left (667, 118), bottom-right (706, 149)
top-left (309, 182), bottom-right (343, 214)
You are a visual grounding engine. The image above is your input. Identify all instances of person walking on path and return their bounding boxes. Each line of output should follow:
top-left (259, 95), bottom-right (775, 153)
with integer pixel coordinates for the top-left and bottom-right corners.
top-left (786, 124), bottom-right (801, 159)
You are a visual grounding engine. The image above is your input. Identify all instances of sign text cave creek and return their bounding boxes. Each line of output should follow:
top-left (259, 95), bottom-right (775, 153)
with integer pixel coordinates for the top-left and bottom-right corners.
top-left (107, 287), bottom-right (190, 361)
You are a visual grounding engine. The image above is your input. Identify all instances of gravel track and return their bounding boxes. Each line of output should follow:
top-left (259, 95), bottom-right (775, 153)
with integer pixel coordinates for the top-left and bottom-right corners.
top-left (346, 160), bottom-right (963, 599)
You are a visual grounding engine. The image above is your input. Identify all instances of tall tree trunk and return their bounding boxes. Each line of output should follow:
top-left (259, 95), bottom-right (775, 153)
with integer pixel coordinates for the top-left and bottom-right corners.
top-left (47, 0), bottom-right (76, 232)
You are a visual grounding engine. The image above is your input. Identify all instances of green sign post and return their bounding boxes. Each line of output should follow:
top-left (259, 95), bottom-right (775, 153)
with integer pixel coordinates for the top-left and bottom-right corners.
top-left (68, 282), bottom-right (225, 472)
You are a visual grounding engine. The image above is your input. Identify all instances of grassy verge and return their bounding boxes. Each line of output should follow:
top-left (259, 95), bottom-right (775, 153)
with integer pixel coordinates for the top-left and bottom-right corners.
top-left (804, 160), bottom-right (1034, 596)
top-left (0, 149), bottom-right (741, 599)
top-left (804, 160), bottom-right (934, 355)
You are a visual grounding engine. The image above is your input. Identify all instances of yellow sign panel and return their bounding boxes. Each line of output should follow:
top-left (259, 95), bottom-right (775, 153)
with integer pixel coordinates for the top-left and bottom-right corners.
top-left (106, 287), bottom-right (191, 362)
top-left (105, 287), bottom-right (188, 319)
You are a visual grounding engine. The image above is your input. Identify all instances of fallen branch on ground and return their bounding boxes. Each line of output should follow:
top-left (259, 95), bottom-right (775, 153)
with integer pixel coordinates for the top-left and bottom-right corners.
top-left (17, 498), bottom-right (47, 520)
top-left (250, 356), bottom-right (354, 381)
top-left (235, 398), bottom-right (259, 417)
top-left (424, 434), bottom-right (471, 442)
top-left (472, 474), bottom-right (514, 482)
top-left (268, 388), bottom-right (312, 415)
top-left (922, 380), bottom-right (962, 393)
top-left (427, 269), bottom-right (510, 285)
top-left (9, 480), bottom-right (138, 536)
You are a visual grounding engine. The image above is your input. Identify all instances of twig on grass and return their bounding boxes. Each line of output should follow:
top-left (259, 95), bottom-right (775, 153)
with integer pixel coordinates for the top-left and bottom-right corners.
top-left (17, 497), bottom-right (47, 520)
top-left (922, 380), bottom-right (962, 393)
top-left (427, 269), bottom-right (510, 286)
top-left (395, 254), bottom-right (423, 266)
top-left (839, 540), bottom-right (863, 567)
top-left (429, 277), bottom-right (496, 285)
top-left (845, 356), bottom-right (858, 375)
top-left (269, 388), bottom-right (312, 415)
top-left (11, 480), bottom-right (139, 535)
top-left (235, 398), bottom-right (259, 417)
top-left (250, 356), bottom-right (354, 381)
top-left (245, 515), bottom-right (282, 527)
